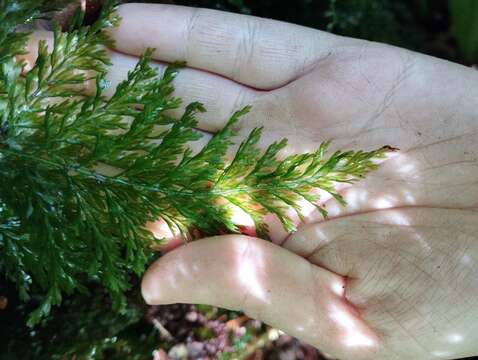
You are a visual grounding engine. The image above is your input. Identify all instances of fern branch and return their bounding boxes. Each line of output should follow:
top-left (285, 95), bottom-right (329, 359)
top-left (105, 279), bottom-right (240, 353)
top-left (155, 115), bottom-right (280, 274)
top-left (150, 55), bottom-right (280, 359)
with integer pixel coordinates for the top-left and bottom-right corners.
top-left (0, 0), bottom-right (389, 326)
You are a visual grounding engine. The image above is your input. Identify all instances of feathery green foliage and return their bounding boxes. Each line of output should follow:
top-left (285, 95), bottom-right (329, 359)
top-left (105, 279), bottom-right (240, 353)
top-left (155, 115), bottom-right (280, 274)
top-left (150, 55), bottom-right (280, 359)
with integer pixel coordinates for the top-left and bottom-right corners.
top-left (0, 0), bottom-right (388, 326)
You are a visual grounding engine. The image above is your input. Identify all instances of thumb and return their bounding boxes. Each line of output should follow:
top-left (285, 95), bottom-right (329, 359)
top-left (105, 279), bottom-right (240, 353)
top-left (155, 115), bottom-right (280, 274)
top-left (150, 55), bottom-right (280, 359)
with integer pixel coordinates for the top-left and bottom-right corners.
top-left (141, 235), bottom-right (380, 359)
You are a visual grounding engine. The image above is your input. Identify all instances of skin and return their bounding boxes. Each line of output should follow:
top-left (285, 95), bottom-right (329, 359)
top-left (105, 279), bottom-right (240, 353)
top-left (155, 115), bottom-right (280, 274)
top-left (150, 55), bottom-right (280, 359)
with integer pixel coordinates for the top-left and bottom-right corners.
top-left (24, 3), bottom-right (478, 359)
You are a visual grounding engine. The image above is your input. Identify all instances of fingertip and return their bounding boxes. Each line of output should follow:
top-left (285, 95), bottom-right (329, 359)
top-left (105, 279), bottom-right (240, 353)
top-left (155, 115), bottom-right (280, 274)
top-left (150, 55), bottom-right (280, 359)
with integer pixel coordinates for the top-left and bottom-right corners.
top-left (141, 260), bottom-right (161, 305)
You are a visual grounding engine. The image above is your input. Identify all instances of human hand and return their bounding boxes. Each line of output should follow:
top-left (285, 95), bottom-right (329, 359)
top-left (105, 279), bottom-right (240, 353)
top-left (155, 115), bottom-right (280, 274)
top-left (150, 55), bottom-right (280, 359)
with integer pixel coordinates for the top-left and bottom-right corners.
top-left (107, 3), bottom-right (478, 359)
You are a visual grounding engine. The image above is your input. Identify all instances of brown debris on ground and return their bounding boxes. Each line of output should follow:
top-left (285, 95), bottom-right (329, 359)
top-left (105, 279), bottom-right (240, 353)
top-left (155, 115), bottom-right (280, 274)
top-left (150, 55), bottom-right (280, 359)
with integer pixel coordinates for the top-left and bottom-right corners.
top-left (146, 304), bottom-right (327, 359)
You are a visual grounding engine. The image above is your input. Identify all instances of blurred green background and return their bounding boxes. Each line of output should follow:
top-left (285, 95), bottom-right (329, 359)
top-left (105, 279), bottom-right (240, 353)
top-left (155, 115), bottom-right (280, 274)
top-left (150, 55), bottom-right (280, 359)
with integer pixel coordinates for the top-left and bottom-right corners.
top-left (1, 0), bottom-right (478, 359)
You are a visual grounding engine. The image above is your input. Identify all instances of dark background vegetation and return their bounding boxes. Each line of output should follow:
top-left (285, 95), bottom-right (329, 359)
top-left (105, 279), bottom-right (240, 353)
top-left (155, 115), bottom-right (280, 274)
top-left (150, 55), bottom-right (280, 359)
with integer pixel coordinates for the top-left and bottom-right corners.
top-left (1, 0), bottom-right (477, 359)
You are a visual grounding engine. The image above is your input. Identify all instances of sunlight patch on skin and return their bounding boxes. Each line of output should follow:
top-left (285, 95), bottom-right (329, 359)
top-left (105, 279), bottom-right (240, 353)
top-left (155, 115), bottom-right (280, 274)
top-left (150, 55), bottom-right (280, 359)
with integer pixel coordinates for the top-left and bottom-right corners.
top-left (295, 184), bottom-right (354, 226)
top-left (236, 243), bottom-right (267, 302)
top-left (330, 305), bottom-right (355, 328)
top-left (331, 280), bottom-right (346, 297)
top-left (238, 259), bottom-right (265, 301)
top-left (390, 152), bottom-right (417, 177)
top-left (358, 189), bottom-right (369, 202)
top-left (228, 204), bottom-right (255, 228)
top-left (413, 231), bottom-right (432, 252)
top-left (160, 260), bottom-right (187, 291)
top-left (397, 163), bottom-right (416, 174)
top-left (282, 222), bottom-right (328, 258)
top-left (177, 262), bottom-right (189, 277)
top-left (374, 196), bottom-right (396, 209)
top-left (461, 254), bottom-right (472, 266)
top-left (295, 197), bottom-right (318, 219)
top-left (447, 333), bottom-right (464, 344)
top-left (298, 188), bottom-right (339, 227)
top-left (293, 199), bottom-right (323, 235)
top-left (431, 350), bottom-right (451, 358)
top-left (329, 305), bottom-right (376, 348)
top-left (344, 189), bottom-right (360, 211)
top-left (382, 210), bottom-right (434, 252)
top-left (384, 210), bottom-right (411, 226)
top-left (345, 332), bottom-right (376, 347)
top-left (403, 190), bottom-right (416, 204)
top-left (266, 196), bottom-right (320, 244)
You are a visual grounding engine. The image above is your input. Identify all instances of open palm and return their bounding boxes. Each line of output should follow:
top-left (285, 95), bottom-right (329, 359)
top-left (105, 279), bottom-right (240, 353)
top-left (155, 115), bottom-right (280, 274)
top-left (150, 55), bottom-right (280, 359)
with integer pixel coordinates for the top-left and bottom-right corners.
top-left (95, 4), bottom-right (478, 359)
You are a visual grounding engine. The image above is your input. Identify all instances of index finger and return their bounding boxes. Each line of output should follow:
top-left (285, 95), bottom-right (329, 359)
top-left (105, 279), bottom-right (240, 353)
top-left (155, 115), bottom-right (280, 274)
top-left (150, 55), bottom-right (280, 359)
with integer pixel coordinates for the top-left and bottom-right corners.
top-left (108, 3), bottom-right (353, 90)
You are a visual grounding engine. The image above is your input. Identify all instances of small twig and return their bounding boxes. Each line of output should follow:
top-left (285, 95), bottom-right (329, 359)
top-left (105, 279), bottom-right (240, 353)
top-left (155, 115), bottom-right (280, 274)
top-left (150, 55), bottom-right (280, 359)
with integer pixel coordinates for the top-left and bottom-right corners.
top-left (152, 318), bottom-right (174, 341)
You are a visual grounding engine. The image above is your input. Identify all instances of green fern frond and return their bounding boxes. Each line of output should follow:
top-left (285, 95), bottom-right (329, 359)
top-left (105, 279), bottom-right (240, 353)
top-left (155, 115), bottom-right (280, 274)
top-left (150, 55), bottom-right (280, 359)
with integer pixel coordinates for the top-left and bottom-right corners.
top-left (0, 0), bottom-right (388, 326)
